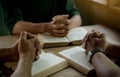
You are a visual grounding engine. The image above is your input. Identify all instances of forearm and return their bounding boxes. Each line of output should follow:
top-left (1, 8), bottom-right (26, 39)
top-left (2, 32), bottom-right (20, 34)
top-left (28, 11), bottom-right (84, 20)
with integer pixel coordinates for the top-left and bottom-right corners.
top-left (106, 43), bottom-right (120, 60)
top-left (0, 48), bottom-right (14, 62)
top-left (11, 57), bottom-right (33, 77)
top-left (68, 15), bottom-right (82, 29)
top-left (92, 52), bottom-right (120, 77)
top-left (12, 21), bottom-right (51, 34)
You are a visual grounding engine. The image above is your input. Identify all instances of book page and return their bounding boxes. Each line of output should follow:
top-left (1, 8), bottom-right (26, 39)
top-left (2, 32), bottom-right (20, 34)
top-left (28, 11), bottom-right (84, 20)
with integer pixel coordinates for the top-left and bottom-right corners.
top-left (59, 46), bottom-right (94, 75)
top-left (5, 52), bottom-right (68, 77)
top-left (37, 34), bottom-right (70, 47)
top-left (32, 52), bottom-right (68, 77)
top-left (67, 27), bottom-right (87, 44)
top-left (38, 33), bottom-right (69, 43)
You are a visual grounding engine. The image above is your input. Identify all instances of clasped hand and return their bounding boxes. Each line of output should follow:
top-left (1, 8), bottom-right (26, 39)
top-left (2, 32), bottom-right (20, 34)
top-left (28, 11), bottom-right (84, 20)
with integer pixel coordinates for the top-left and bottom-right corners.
top-left (82, 30), bottom-right (106, 55)
top-left (47, 15), bottom-right (69, 37)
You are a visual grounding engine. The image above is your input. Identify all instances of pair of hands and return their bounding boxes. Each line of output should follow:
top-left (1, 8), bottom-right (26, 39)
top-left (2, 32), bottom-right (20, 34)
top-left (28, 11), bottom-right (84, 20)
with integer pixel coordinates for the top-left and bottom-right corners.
top-left (46, 15), bottom-right (70, 37)
top-left (82, 30), bottom-right (107, 55)
top-left (12, 31), bottom-right (43, 61)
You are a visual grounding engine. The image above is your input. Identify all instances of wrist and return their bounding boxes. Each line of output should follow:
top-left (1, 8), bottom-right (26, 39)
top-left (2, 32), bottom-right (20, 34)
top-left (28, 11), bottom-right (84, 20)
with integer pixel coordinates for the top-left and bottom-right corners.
top-left (105, 41), bottom-right (113, 55)
top-left (87, 47), bottom-right (105, 64)
top-left (19, 55), bottom-right (34, 62)
top-left (43, 22), bottom-right (53, 33)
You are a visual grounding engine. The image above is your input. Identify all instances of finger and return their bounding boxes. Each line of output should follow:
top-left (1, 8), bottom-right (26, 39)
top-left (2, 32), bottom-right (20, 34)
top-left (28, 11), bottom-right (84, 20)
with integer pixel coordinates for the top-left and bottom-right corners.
top-left (35, 38), bottom-right (42, 52)
top-left (93, 32), bottom-right (100, 37)
top-left (86, 30), bottom-right (100, 42)
top-left (83, 30), bottom-right (96, 41)
top-left (34, 55), bottom-right (39, 61)
top-left (85, 42), bottom-right (89, 55)
top-left (92, 29), bottom-right (99, 33)
top-left (91, 30), bottom-right (100, 38)
top-left (99, 33), bottom-right (105, 39)
top-left (52, 14), bottom-right (68, 20)
top-left (52, 16), bottom-right (68, 25)
top-left (58, 24), bottom-right (67, 29)
top-left (82, 42), bottom-right (86, 49)
top-left (53, 33), bottom-right (68, 37)
top-left (20, 31), bottom-right (27, 40)
top-left (28, 38), bottom-right (36, 48)
top-left (64, 26), bottom-right (69, 31)
top-left (53, 24), bottom-right (66, 29)
top-left (52, 15), bottom-right (61, 20)
top-left (91, 29), bottom-right (95, 32)
top-left (33, 39), bottom-right (40, 61)
top-left (37, 50), bottom-right (42, 55)
top-left (36, 35), bottom-right (44, 48)
top-left (35, 36), bottom-right (44, 57)
top-left (36, 55), bottom-right (39, 60)
top-left (89, 35), bottom-right (93, 44)
top-left (87, 33), bottom-right (95, 48)
top-left (86, 32), bottom-right (92, 42)
top-left (53, 29), bottom-right (67, 34)
top-left (34, 38), bottom-right (40, 48)
top-left (35, 48), bottom-right (39, 57)
top-left (34, 49), bottom-right (43, 61)
top-left (61, 14), bottom-right (69, 18)
top-left (83, 32), bottom-right (90, 49)
top-left (27, 32), bottom-right (35, 39)
top-left (83, 32), bottom-right (89, 42)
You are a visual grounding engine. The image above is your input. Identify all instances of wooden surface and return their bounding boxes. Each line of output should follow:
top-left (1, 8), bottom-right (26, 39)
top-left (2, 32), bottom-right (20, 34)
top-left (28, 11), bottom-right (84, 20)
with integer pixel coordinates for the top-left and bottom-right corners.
top-left (48, 67), bottom-right (88, 77)
top-left (45, 24), bottom-right (120, 77)
top-left (91, 0), bottom-right (107, 5)
top-left (90, 0), bottom-right (120, 31)
top-left (0, 25), bottom-right (120, 48)
top-left (0, 35), bottom-right (19, 48)
top-left (0, 25), bottom-right (120, 77)
top-left (75, 0), bottom-right (94, 25)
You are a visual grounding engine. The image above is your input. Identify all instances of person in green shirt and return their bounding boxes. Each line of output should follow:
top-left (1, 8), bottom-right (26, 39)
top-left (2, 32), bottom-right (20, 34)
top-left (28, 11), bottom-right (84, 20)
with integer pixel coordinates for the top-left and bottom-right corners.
top-left (0, 0), bottom-right (10, 36)
top-left (5, 0), bottom-right (82, 37)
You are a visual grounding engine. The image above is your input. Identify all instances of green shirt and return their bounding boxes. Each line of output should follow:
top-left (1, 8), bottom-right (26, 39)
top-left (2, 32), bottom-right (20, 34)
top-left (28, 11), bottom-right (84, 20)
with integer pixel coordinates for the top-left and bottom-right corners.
top-left (0, 0), bottom-right (10, 36)
top-left (6, 0), bottom-right (80, 32)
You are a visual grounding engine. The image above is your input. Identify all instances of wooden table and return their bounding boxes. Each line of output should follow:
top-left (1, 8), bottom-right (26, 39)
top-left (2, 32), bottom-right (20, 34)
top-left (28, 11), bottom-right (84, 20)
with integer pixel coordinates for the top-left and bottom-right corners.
top-left (90, 0), bottom-right (120, 31)
top-left (0, 25), bottom-right (120, 77)
top-left (45, 24), bottom-right (120, 77)
top-left (44, 46), bottom-right (96, 77)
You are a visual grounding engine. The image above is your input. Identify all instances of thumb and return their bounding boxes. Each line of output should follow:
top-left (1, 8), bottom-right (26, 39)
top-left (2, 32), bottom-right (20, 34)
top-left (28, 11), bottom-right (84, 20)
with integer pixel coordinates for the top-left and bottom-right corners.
top-left (62, 14), bottom-right (69, 18)
top-left (20, 31), bottom-right (27, 41)
top-left (99, 33), bottom-right (105, 40)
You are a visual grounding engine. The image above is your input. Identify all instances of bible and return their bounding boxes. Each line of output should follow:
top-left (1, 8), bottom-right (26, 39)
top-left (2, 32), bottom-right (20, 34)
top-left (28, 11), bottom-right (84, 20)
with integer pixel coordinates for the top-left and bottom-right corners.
top-left (38, 27), bottom-right (87, 48)
top-left (0, 27), bottom-right (87, 48)
top-left (58, 46), bottom-right (94, 75)
top-left (5, 52), bottom-right (68, 77)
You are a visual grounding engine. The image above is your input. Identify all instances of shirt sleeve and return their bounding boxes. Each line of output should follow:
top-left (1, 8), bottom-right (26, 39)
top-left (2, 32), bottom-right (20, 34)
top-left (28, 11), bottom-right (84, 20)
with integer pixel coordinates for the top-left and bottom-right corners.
top-left (66, 0), bottom-right (80, 18)
top-left (0, 1), bottom-right (10, 36)
top-left (7, 8), bottom-right (23, 33)
top-left (5, 0), bottom-right (23, 34)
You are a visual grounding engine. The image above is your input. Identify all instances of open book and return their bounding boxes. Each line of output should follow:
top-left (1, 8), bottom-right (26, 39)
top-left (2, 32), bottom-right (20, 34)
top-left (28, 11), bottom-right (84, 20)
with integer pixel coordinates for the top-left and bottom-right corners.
top-left (0, 27), bottom-right (87, 48)
top-left (5, 52), bottom-right (68, 77)
top-left (38, 27), bottom-right (88, 48)
top-left (58, 46), bottom-right (94, 75)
